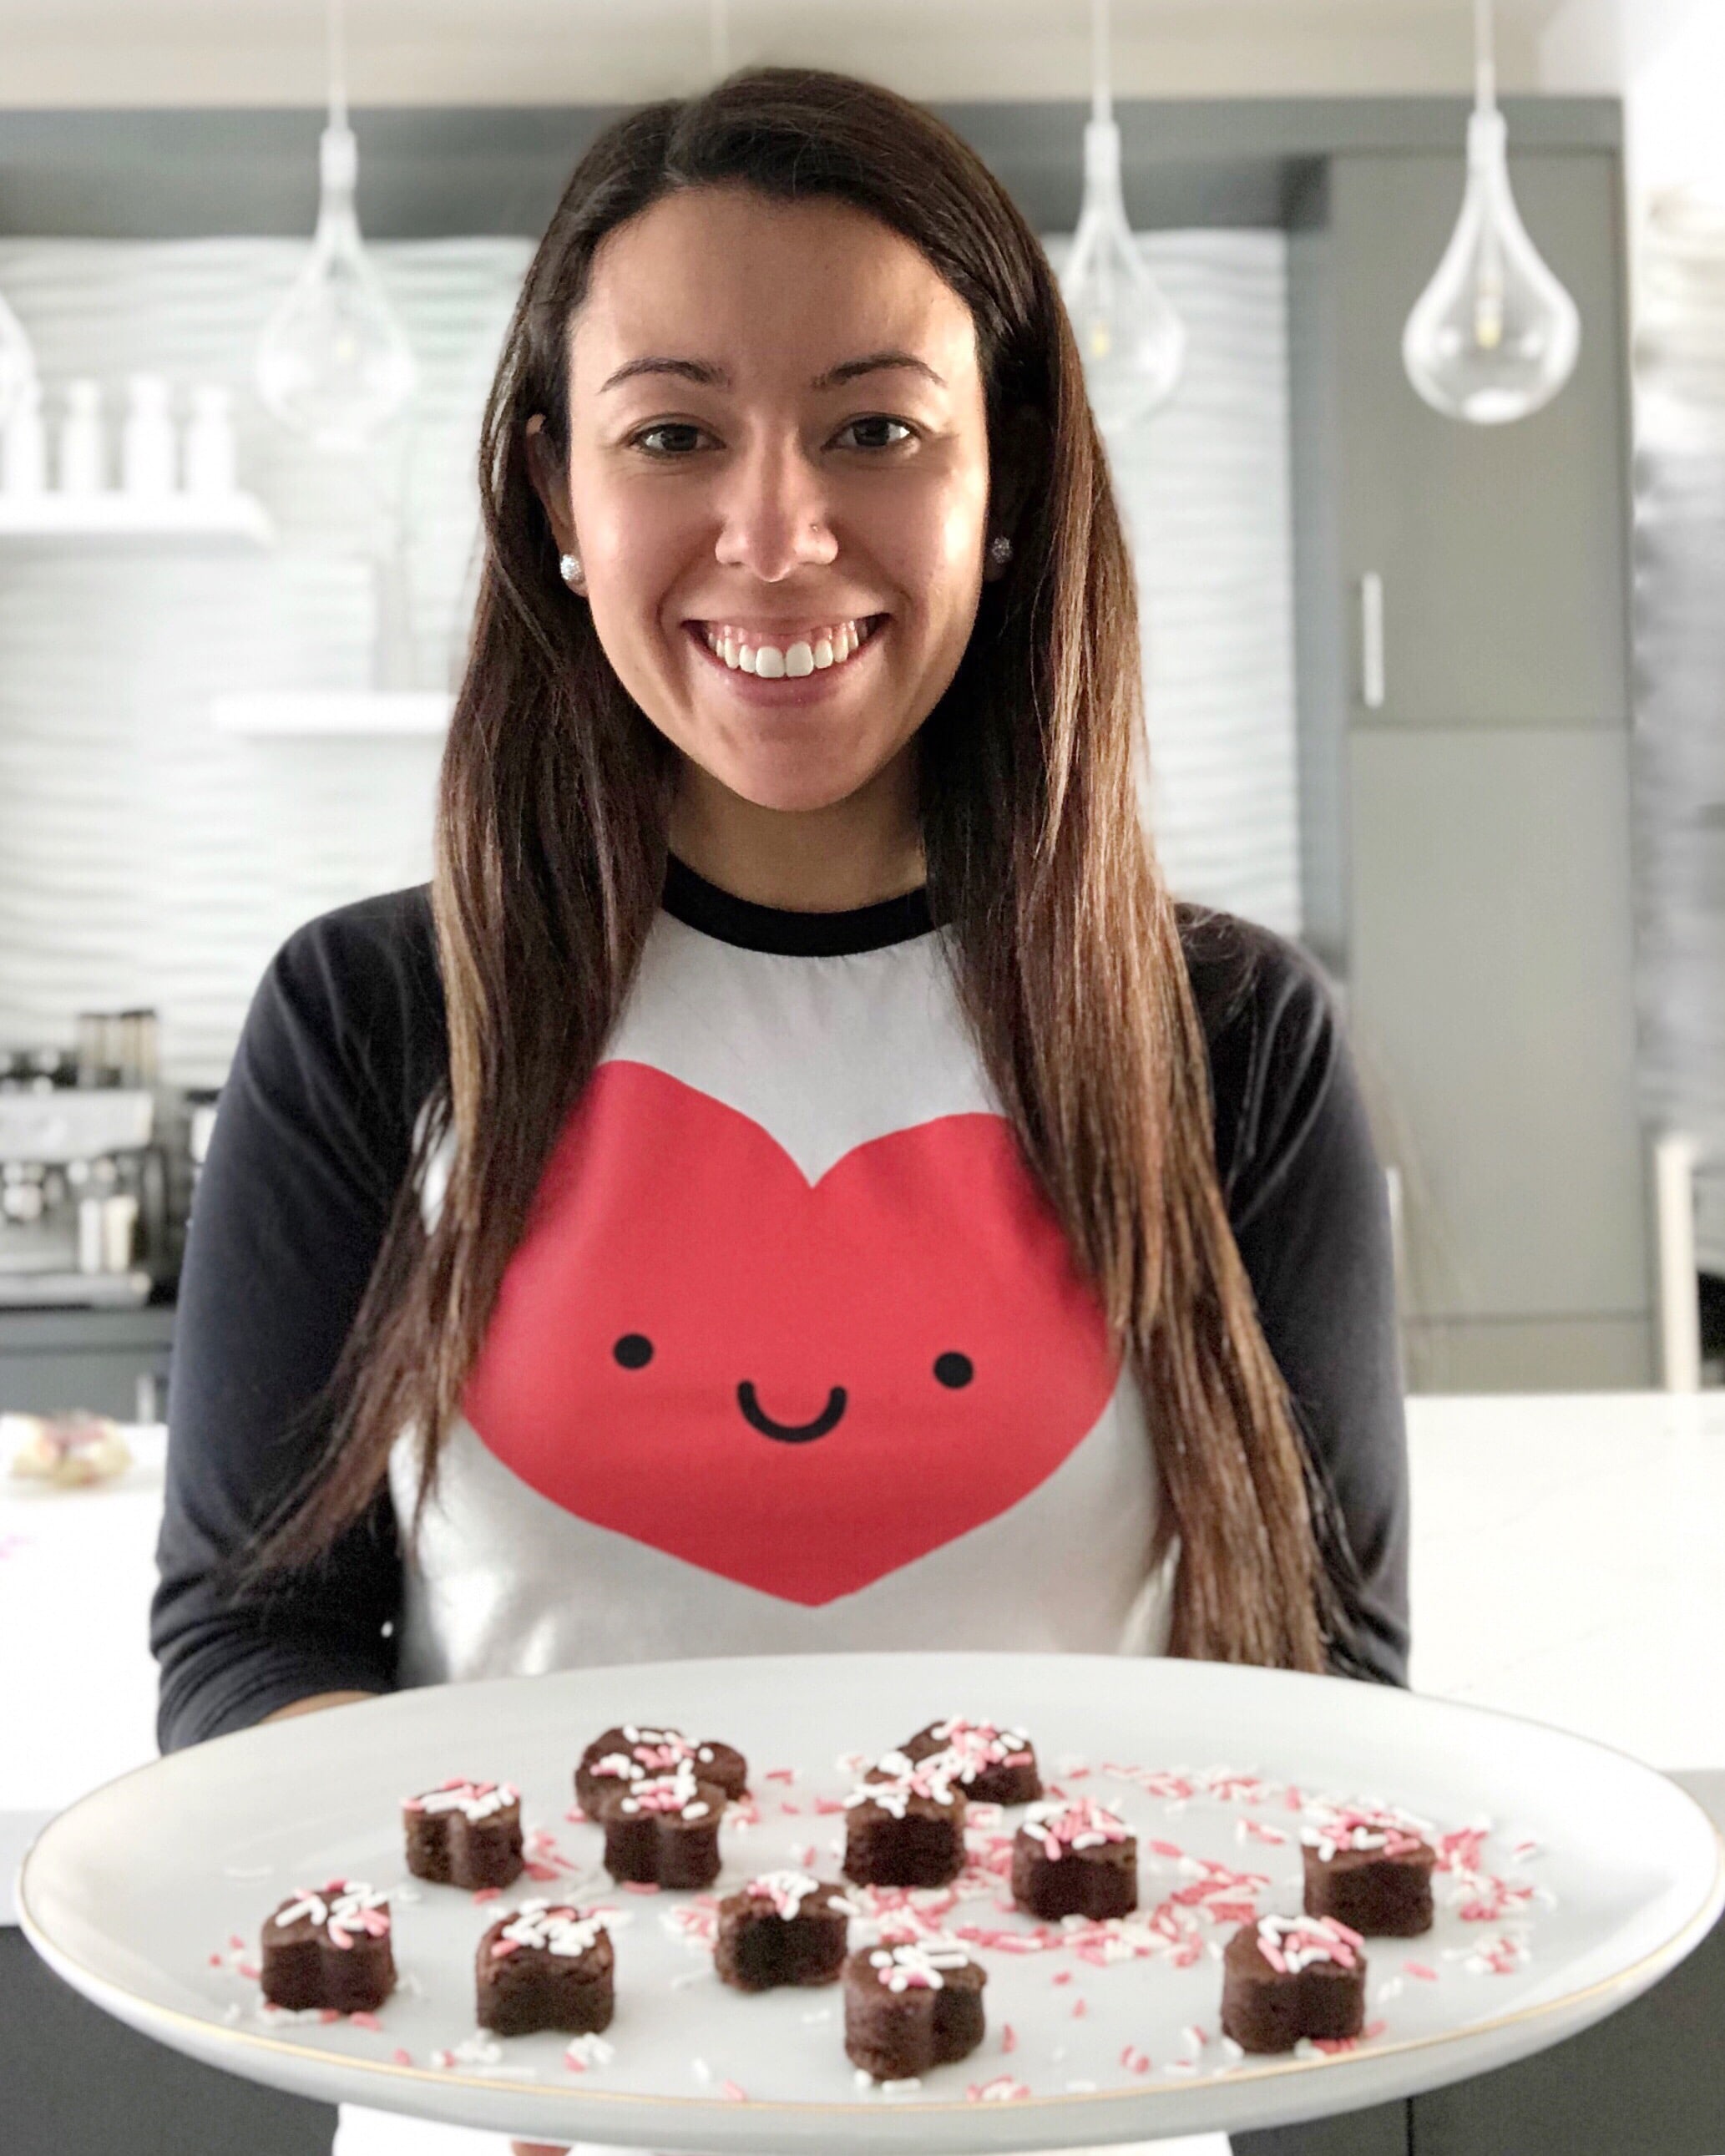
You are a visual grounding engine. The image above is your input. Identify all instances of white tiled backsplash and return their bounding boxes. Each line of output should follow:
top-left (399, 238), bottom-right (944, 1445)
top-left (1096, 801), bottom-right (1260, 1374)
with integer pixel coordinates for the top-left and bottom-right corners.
top-left (0, 230), bottom-right (1298, 1087)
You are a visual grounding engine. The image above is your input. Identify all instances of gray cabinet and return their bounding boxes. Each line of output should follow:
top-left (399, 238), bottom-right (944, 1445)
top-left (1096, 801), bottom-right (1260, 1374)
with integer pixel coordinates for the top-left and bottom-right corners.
top-left (1327, 152), bottom-right (1631, 730)
top-left (0, 1306), bottom-right (175, 1420)
top-left (1290, 139), bottom-right (1653, 1391)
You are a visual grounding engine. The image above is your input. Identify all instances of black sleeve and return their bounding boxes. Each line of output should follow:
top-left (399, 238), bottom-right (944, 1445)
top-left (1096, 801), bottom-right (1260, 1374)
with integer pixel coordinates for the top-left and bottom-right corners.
top-left (150, 888), bottom-right (444, 1752)
top-left (1182, 906), bottom-right (1412, 1688)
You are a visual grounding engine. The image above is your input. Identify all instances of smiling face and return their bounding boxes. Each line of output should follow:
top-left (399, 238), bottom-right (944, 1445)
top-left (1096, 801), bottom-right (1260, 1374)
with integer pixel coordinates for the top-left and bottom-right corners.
top-left (529, 184), bottom-right (1012, 857)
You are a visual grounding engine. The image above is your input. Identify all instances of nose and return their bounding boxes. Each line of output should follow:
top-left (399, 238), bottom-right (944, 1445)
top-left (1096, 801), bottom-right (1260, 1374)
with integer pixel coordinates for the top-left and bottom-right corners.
top-left (712, 431), bottom-right (840, 581)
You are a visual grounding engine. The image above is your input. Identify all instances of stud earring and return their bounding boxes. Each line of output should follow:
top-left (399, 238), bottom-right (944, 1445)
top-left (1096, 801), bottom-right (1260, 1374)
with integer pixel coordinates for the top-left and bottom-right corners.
top-left (988, 534), bottom-right (1014, 565)
top-left (559, 551), bottom-right (584, 588)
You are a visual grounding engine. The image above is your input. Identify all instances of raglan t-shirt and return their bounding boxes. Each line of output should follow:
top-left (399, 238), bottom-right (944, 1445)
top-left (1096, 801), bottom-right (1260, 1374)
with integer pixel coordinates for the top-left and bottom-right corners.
top-left (151, 857), bottom-right (1411, 1753)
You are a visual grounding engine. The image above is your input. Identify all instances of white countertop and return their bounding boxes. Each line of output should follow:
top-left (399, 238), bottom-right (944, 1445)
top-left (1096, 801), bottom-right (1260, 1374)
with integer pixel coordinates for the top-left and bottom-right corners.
top-left (5, 1393), bottom-right (1724, 1922)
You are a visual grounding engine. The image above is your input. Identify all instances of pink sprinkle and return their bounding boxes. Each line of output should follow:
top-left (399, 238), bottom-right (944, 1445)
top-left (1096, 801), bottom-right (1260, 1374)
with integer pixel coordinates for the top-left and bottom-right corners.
top-left (471, 1886), bottom-right (501, 1904)
top-left (392, 2048), bottom-right (412, 2067)
top-left (207, 1952), bottom-right (224, 1968)
top-left (622, 1880), bottom-right (661, 1895)
top-left (718, 2080), bottom-right (747, 2102)
top-left (319, 2009), bottom-right (342, 2023)
top-left (349, 2012), bottom-right (383, 2032)
top-left (237, 1962), bottom-right (261, 1981)
top-left (1151, 1840), bottom-right (1185, 1860)
top-left (763, 1767), bottom-right (797, 1784)
top-left (565, 1807), bottom-right (588, 1824)
top-left (780, 1801), bottom-right (802, 1816)
top-left (565, 2054), bottom-right (586, 2073)
top-left (1405, 1961), bottom-right (1439, 1981)
top-left (1120, 2044), bottom-right (1152, 2076)
top-left (1051, 1969), bottom-right (1073, 1986)
top-left (1071, 1997), bottom-right (1089, 2018)
top-left (524, 1862), bottom-right (561, 1882)
top-left (813, 1795), bottom-right (847, 1815)
top-left (228, 1933), bottom-right (245, 1951)
top-left (1001, 2023), bottom-right (1017, 2054)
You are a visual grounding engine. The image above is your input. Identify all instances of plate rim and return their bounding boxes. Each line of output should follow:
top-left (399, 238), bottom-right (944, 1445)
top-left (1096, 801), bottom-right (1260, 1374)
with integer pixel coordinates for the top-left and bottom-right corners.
top-left (18, 1651), bottom-right (1725, 2121)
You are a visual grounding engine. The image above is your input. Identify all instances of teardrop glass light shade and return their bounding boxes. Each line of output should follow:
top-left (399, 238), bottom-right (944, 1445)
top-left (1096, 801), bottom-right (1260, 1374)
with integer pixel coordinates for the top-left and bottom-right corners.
top-left (0, 286), bottom-right (37, 427)
top-left (255, 121), bottom-right (417, 452)
top-left (1060, 117), bottom-right (1186, 434)
top-left (1403, 107), bottom-right (1581, 425)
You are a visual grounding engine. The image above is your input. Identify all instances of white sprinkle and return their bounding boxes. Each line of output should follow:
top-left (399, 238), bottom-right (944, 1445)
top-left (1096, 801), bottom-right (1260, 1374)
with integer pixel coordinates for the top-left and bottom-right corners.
top-left (1373, 1977), bottom-right (1406, 2004)
top-left (800, 2007), bottom-right (833, 2025)
top-left (883, 2078), bottom-right (924, 2096)
top-left (1221, 2037), bottom-right (1246, 2062)
top-left (854, 2069), bottom-right (874, 2089)
top-left (221, 2002), bottom-right (243, 2025)
top-left (691, 2057), bottom-right (713, 2084)
top-left (564, 2032), bottom-right (615, 2068)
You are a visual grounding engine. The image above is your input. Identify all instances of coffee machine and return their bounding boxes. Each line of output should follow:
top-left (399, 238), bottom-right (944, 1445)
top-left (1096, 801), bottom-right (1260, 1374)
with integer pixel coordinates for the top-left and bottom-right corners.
top-left (0, 1010), bottom-right (190, 1308)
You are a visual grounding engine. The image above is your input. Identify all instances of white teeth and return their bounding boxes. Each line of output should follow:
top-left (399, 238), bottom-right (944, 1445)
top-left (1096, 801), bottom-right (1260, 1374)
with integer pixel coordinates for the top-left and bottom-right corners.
top-left (700, 616), bottom-right (877, 674)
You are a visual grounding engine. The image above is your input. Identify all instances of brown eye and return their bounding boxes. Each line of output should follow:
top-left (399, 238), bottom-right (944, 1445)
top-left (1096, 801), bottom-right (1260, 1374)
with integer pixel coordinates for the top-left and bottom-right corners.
top-left (614, 1334), bottom-right (653, 1369)
top-left (933, 1352), bottom-right (973, 1389)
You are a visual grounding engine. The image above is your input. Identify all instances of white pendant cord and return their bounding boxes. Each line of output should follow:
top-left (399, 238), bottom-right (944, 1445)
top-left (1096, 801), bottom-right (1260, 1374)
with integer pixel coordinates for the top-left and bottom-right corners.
top-left (1474, 0), bottom-right (1497, 115)
top-left (1092, 0), bottom-right (1113, 124)
top-left (326, 0), bottom-right (349, 131)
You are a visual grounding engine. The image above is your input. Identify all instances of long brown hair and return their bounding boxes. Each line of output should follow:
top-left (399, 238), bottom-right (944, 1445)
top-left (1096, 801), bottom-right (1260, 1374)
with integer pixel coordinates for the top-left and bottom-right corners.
top-left (255, 65), bottom-right (1343, 1673)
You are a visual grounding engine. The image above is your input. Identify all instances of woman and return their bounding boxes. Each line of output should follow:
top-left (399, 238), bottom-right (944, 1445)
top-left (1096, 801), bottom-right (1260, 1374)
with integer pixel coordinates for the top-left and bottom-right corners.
top-left (152, 67), bottom-right (1409, 2156)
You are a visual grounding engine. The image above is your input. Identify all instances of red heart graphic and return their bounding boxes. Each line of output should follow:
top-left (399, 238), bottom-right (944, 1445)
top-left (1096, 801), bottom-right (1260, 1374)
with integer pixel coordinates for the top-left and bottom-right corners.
top-left (463, 1060), bottom-right (1121, 1605)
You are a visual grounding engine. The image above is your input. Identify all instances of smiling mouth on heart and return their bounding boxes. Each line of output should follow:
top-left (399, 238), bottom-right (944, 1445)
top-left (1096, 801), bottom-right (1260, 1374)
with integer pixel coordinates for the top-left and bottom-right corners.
top-left (736, 1380), bottom-right (848, 1444)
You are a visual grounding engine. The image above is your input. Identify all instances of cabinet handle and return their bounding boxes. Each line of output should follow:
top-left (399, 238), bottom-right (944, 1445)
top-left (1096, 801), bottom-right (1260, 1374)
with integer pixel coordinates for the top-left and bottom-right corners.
top-left (1359, 571), bottom-right (1386, 711)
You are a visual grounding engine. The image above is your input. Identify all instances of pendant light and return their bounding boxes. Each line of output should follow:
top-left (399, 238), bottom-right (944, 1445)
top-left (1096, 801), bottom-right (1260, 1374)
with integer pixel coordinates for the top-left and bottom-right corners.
top-left (1402, 0), bottom-right (1580, 425)
top-left (1059, 0), bottom-right (1186, 433)
top-left (0, 288), bottom-right (36, 427)
top-left (255, 0), bottom-right (417, 452)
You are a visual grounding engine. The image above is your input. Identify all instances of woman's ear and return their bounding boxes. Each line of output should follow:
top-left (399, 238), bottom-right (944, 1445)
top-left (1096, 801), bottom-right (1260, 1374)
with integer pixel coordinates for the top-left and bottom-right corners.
top-left (524, 413), bottom-right (575, 555)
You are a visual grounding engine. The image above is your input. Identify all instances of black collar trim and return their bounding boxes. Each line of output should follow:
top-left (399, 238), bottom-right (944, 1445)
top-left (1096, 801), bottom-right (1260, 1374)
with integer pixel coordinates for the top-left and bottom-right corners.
top-left (662, 852), bottom-right (937, 956)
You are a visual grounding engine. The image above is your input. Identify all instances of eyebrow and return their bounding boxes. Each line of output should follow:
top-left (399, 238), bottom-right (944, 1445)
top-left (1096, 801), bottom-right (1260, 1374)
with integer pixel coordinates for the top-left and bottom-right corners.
top-left (597, 349), bottom-right (948, 395)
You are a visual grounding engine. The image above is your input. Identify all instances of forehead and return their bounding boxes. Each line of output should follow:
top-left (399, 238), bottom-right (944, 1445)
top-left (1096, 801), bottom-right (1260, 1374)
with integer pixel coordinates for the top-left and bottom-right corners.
top-left (569, 184), bottom-right (979, 399)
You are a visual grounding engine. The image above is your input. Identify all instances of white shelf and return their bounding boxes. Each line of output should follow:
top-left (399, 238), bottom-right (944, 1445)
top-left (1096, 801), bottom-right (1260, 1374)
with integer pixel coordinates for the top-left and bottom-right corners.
top-left (210, 691), bottom-right (453, 737)
top-left (0, 491), bottom-right (274, 546)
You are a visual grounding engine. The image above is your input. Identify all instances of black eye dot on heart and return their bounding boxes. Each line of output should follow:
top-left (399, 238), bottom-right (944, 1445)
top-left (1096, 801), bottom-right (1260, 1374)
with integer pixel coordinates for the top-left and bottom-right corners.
top-left (933, 1351), bottom-right (973, 1389)
top-left (613, 1334), bottom-right (653, 1369)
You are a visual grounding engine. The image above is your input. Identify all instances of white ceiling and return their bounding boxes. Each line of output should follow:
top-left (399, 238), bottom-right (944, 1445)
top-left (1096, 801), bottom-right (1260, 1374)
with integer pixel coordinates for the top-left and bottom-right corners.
top-left (0, 0), bottom-right (1584, 107)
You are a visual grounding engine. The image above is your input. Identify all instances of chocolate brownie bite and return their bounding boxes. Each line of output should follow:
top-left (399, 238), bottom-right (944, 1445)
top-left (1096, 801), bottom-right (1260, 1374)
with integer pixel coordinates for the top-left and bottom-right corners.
top-left (260, 1880), bottom-right (395, 2013)
top-left (1011, 1796), bottom-right (1137, 1921)
top-left (714, 1870), bottom-right (852, 1992)
top-left (594, 1758), bottom-right (727, 1889)
top-left (890, 1718), bottom-right (1042, 1806)
top-left (575, 1724), bottom-right (747, 1811)
top-left (1301, 1804), bottom-right (1437, 1937)
top-left (842, 1764), bottom-right (967, 1890)
top-left (402, 1778), bottom-right (524, 1890)
top-left (475, 1901), bottom-right (615, 2037)
top-left (1221, 1914), bottom-right (1368, 2054)
top-left (843, 1940), bottom-right (988, 2080)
